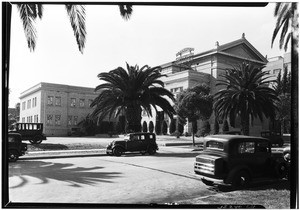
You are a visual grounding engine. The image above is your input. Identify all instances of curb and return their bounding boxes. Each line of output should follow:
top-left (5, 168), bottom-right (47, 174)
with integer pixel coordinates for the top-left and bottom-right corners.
top-left (18, 143), bottom-right (203, 160)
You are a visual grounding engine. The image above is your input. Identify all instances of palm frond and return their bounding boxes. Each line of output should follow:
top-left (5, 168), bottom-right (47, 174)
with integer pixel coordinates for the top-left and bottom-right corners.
top-left (119, 5), bottom-right (133, 20)
top-left (65, 5), bottom-right (86, 54)
top-left (17, 4), bottom-right (42, 51)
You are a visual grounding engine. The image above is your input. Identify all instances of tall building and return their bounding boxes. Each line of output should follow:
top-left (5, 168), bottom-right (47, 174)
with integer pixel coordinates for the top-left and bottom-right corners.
top-left (142, 34), bottom-right (274, 136)
top-left (19, 82), bottom-right (99, 136)
top-left (263, 52), bottom-right (292, 85)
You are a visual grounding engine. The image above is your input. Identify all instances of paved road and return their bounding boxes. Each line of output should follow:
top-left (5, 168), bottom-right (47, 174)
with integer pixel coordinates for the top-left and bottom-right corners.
top-left (8, 147), bottom-right (216, 204)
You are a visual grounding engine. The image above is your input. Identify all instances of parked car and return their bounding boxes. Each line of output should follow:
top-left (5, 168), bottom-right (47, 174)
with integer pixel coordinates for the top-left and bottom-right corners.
top-left (9, 123), bottom-right (47, 144)
top-left (106, 132), bottom-right (158, 156)
top-left (8, 133), bottom-right (27, 162)
top-left (261, 131), bottom-right (284, 147)
top-left (194, 135), bottom-right (288, 188)
top-left (67, 128), bottom-right (85, 137)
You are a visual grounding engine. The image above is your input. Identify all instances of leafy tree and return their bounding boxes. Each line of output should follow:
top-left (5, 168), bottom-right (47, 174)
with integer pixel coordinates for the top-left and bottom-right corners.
top-left (16, 4), bottom-right (133, 53)
top-left (91, 64), bottom-right (175, 132)
top-left (169, 119), bottom-right (176, 134)
top-left (214, 62), bottom-right (279, 135)
top-left (149, 121), bottom-right (154, 133)
top-left (142, 121), bottom-right (148, 132)
top-left (175, 84), bottom-right (213, 145)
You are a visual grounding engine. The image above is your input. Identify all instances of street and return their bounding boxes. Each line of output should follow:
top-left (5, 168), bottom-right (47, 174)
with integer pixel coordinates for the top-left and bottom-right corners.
top-left (8, 147), bottom-right (216, 204)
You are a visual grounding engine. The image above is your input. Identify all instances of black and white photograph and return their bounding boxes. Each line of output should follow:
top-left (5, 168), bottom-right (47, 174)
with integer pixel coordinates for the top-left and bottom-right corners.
top-left (3, 1), bottom-right (298, 209)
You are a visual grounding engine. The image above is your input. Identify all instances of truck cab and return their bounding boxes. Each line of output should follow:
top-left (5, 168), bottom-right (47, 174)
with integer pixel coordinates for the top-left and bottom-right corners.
top-left (194, 135), bottom-right (288, 187)
top-left (10, 123), bottom-right (47, 144)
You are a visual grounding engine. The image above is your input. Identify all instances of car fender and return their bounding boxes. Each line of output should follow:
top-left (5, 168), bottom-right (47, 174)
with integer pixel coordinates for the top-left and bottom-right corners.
top-left (112, 144), bottom-right (126, 151)
top-left (225, 165), bottom-right (252, 184)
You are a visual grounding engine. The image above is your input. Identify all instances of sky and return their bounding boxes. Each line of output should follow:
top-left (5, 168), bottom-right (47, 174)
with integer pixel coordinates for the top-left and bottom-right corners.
top-left (8, 2), bottom-right (289, 108)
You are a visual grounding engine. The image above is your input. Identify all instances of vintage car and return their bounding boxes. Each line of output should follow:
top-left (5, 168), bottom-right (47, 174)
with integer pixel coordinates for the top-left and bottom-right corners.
top-left (106, 132), bottom-right (158, 156)
top-left (8, 133), bottom-right (27, 162)
top-left (194, 135), bottom-right (288, 188)
top-left (10, 123), bottom-right (47, 144)
top-left (261, 131), bottom-right (284, 147)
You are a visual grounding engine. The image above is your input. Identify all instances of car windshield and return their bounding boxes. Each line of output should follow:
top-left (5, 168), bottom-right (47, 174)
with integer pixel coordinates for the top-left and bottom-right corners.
top-left (206, 141), bottom-right (224, 151)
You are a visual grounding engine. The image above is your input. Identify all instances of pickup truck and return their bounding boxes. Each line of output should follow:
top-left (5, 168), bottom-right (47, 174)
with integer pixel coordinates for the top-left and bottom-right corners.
top-left (194, 135), bottom-right (288, 188)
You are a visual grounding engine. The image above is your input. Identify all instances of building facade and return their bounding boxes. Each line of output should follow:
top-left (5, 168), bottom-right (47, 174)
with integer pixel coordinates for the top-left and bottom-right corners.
top-left (19, 82), bottom-right (100, 136)
top-left (142, 34), bottom-right (276, 136)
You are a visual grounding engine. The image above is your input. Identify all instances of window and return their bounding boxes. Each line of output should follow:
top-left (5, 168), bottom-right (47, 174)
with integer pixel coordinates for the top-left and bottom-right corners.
top-left (207, 141), bottom-right (224, 150)
top-left (238, 142), bottom-right (255, 154)
top-left (79, 99), bottom-right (85, 107)
top-left (68, 116), bottom-right (72, 125)
top-left (22, 117), bottom-right (25, 122)
top-left (32, 97), bottom-right (37, 107)
top-left (55, 97), bottom-right (61, 106)
top-left (27, 99), bottom-right (31, 109)
top-left (55, 115), bottom-right (61, 126)
top-left (47, 96), bottom-right (54, 105)
top-left (74, 116), bottom-right (78, 125)
top-left (22, 101), bottom-right (26, 110)
top-left (47, 115), bottom-right (53, 125)
top-left (71, 98), bottom-right (76, 107)
top-left (256, 142), bottom-right (270, 153)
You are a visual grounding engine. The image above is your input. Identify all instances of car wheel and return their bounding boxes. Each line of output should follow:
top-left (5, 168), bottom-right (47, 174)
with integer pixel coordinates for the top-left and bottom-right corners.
top-left (232, 170), bottom-right (251, 188)
top-left (148, 147), bottom-right (156, 155)
top-left (113, 147), bottom-right (123, 157)
top-left (30, 135), bottom-right (42, 144)
top-left (140, 151), bottom-right (146, 155)
top-left (8, 150), bottom-right (19, 162)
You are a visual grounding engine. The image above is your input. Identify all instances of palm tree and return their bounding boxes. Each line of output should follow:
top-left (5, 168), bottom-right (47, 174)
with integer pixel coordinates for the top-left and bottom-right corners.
top-left (16, 4), bottom-right (133, 53)
top-left (214, 62), bottom-right (280, 135)
top-left (90, 63), bottom-right (175, 133)
top-left (271, 2), bottom-right (298, 52)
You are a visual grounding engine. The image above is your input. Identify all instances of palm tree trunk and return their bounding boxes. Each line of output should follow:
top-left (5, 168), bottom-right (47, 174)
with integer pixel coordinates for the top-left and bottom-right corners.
top-left (125, 104), bottom-right (142, 133)
top-left (241, 114), bottom-right (250, 135)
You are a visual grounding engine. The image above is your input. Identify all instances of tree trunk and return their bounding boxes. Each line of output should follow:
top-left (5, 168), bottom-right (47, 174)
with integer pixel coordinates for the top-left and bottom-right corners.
top-left (125, 104), bottom-right (142, 133)
top-left (192, 121), bottom-right (195, 146)
top-left (241, 114), bottom-right (250, 136)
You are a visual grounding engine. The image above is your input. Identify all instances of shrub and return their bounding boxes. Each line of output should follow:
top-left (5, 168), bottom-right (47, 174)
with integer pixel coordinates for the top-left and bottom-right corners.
top-left (171, 131), bottom-right (181, 138)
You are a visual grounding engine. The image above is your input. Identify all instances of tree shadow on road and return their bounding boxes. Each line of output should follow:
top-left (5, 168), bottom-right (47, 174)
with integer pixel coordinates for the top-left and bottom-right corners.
top-left (8, 160), bottom-right (122, 188)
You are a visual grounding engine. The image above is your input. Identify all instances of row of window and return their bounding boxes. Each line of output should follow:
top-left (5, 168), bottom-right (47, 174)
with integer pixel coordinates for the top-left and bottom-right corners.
top-left (46, 115), bottom-right (78, 126)
top-left (21, 115), bottom-right (39, 123)
top-left (22, 97), bottom-right (37, 110)
top-left (170, 87), bottom-right (183, 93)
top-left (47, 96), bottom-right (93, 108)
